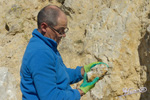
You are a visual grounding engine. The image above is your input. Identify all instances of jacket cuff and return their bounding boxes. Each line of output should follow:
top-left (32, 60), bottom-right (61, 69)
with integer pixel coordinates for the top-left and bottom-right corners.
top-left (76, 66), bottom-right (83, 79)
top-left (75, 89), bottom-right (81, 100)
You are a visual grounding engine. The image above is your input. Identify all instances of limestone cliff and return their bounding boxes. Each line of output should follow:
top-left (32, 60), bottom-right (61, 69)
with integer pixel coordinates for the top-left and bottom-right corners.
top-left (0, 0), bottom-right (150, 100)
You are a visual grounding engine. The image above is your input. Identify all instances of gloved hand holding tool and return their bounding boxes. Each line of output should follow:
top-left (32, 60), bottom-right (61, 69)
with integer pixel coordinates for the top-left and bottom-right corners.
top-left (79, 62), bottom-right (109, 94)
top-left (79, 72), bottom-right (99, 94)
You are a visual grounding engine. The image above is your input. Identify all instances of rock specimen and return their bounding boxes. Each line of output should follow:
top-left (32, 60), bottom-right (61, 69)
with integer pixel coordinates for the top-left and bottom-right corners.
top-left (87, 63), bottom-right (108, 82)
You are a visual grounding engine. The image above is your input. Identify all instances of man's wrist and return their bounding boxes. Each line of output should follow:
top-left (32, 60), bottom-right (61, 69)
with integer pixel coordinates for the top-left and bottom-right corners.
top-left (81, 67), bottom-right (85, 76)
top-left (77, 88), bottom-right (85, 96)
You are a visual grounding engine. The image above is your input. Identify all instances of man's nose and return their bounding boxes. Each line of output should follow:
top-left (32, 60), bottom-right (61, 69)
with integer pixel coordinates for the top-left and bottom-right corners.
top-left (61, 33), bottom-right (66, 37)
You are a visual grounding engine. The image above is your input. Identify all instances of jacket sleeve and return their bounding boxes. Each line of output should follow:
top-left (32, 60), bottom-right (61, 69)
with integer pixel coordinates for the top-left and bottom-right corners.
top-left (29, 50), bottom-right (81, 100)
top-left (65, 66), bottom-right (83, 84)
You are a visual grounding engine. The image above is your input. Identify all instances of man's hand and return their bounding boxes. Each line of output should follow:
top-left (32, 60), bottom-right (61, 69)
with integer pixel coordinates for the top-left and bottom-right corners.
top-left (77, 88), bottom-right (85, 96)
top-left (79, 72), bottom-right (99, 94)
top-left (84, 62), bottom-right (101, 73)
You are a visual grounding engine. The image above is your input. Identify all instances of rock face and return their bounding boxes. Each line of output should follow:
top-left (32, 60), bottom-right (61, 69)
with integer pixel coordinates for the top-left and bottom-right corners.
top-left (0, 0), bottom-right (150, 100)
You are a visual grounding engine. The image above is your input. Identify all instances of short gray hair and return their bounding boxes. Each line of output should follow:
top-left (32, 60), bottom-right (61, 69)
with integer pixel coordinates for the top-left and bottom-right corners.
top-left (37, 5), bottom-right (60, 29)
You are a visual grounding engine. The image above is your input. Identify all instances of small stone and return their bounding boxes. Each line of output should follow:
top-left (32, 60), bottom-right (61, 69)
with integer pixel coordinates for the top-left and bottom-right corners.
top-left (87, 64), bottom-right (108, 82)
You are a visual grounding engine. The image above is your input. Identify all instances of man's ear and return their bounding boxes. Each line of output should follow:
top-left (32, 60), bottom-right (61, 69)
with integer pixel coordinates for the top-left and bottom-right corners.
top-left (40, 22), bottom-right (47, 33)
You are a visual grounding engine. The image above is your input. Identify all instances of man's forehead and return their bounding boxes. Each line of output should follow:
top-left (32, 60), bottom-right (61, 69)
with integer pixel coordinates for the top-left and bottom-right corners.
top-left (57, 13), bottom-right (67, 26)
top-left (45, 5), bottom-right (67, 26)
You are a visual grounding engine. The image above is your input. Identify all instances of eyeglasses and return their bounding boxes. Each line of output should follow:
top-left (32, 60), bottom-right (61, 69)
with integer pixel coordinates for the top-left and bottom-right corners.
top-left (48, 25), bottom-right (69, 35)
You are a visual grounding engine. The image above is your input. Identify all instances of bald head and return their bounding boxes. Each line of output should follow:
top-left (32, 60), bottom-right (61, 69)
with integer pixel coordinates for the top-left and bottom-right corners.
top-left (37, 5), bottom-right (66, 29)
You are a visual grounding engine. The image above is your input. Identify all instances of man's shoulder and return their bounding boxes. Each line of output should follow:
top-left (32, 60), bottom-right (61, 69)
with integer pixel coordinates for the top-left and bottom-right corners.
top-left (22, 45), bottom-right (56, 67)
top-left (24, 37), bottom-right (55, 58)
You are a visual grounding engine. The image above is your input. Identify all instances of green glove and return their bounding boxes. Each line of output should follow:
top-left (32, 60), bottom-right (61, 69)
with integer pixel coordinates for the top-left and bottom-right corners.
top-left (79, 72), bottom-right (99, 94)
top-left (84, 62), bottom-right (101, 73)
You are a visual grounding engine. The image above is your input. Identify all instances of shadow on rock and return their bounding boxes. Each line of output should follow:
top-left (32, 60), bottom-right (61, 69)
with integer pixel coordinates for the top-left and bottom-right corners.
top-left (138, 29), bottom-right (150, 100)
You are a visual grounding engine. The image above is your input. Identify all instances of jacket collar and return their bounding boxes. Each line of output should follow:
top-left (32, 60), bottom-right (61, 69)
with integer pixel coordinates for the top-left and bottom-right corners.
top-left (32, 29), bottom-right (58, 51)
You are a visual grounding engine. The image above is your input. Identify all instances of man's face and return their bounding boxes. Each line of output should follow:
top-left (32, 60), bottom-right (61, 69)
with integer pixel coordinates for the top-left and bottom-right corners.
top-left (49, 13), bottom-right (68, 45)
top-left (39, 11), bottom-right (68, 45)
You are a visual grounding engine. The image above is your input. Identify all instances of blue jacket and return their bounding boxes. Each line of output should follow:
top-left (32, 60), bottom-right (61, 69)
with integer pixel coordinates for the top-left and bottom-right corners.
top-left (20, 29), bottom-right (83, 100)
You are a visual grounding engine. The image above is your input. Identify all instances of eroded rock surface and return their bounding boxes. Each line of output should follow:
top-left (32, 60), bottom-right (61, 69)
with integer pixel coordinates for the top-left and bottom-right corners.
top-left (0, 67), bottom-right (17, 100)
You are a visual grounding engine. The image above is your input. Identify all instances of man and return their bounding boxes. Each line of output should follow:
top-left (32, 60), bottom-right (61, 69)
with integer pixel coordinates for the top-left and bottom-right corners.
top-left (20, 5), bottom-right (100, 100)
